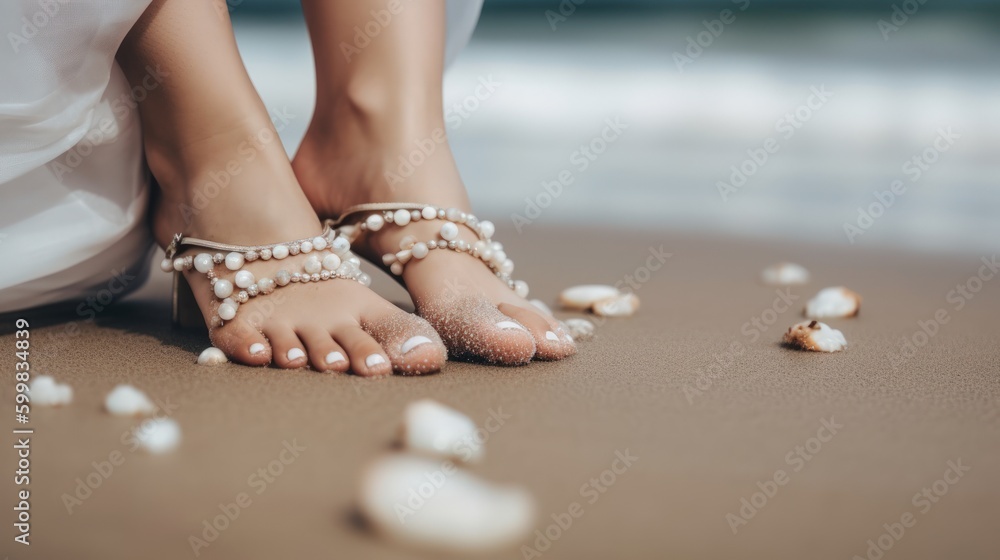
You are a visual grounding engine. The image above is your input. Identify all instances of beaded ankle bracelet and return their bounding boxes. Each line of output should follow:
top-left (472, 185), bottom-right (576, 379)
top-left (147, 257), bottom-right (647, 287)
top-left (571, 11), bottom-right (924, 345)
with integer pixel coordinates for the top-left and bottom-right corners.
top-left (160, 226), bottom-right (369, 326)
top-left (328, 203), bottom-right (530, 299)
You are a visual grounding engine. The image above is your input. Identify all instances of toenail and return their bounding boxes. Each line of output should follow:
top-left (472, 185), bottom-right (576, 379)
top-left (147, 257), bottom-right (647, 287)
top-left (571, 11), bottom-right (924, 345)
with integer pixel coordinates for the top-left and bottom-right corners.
top-left (249, 343), bottom-right (266, 355)
top-left (401, 336), bottom-right (433, 354)
top-left (496, 321), bottom-right (527, 332)
top-left (545, 331), bottom-right (559, 342)
top-left (325, 351), bottom-right (346, 365)
top-left (366, 354), bottom-right (387, 367)
top-left (287, 348), bottom-right (305, 361)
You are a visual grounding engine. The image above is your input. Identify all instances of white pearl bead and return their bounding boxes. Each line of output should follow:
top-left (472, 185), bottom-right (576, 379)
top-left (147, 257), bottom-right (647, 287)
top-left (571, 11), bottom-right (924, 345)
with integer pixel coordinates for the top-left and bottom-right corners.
top-left (500, 259), bottom-right (515, 275)
top-left (382, 253), bottom-right (396, 266)
top-left (390, 262), bottom-right (404, 275)
top-left (491, 241), bottom-right (503, 251)
top-left (304, 255), bottom-right (322, 274)
top-left (493, 250), bottom-right (507, 265)
top-left (218, 303), bottom-right (237, 321)
top-left (358, 273), bottom-right (372, 287)
top-left (322, 254), bottom-right (342, 271)
top-left (275, 270), bottom-right (291, 286)
top-left (272, 244), bottom-right (289, 259)
top-left (445, 208), bottom-right (462, 221)
top-left (300, 240), bottom-right (313, 253)
top-left (331, 237), bottom-right (350, 256)
top-left (225, 252), bottom-right (244, 270)
top-left (312, 236), bottom-right (327, 251)
top-left (214, 279), bottom-right (234, 298)
top-left (411, 242), bottom-right (429, 259)
top-left (479, 220), bottom-right (495, 239)
top-left (160, 258), bottom-right (174, 273)
top-left (411, 210), bottom-right (422, 221)
top-left (366, 214), bottom-right (384, 231)
top-left (399, 235), bottom-right (416, 250)
top-left (337, 262), bottom-right (356, 276)
top-left (257, 277), bottom-right (275, 294)
top-left (396, 250), bottom-right (412, 264)
top-left (440, 222), bottom-right (459, 241)
top-left (173, 258), bottom-right (185, 272)
top-left (260, 248), bottom-right (272, 260)
top-left (480, 248), bottom-right (494, 262)
top-left (194, 253), bottom-right (214, 273)
top-left (514, 280), bottom-right (529, 298)
top-left (349, 256), bottom-right (361, 266)
top-left (421, 206), bottom-right (437, 220)
top-left (234, 270), bottom-right (256, 289)
top-left (393, 209), bottom-right (411, 226)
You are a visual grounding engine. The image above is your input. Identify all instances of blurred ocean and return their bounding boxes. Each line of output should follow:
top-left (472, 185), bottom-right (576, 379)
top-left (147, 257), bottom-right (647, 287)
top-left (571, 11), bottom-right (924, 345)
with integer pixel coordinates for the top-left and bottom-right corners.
top-left (233, 7), bottom-right (1000, 256)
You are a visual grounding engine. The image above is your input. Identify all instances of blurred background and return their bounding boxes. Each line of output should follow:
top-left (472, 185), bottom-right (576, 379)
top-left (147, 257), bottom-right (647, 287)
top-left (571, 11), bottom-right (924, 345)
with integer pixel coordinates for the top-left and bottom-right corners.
top-left (230, 0), bottom-right (999, 255)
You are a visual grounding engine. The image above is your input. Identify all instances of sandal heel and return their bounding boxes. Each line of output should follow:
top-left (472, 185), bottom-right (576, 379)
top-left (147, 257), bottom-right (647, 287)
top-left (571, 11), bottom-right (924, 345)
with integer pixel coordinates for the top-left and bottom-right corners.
top-left (172, 272), bottom-right (203, 329)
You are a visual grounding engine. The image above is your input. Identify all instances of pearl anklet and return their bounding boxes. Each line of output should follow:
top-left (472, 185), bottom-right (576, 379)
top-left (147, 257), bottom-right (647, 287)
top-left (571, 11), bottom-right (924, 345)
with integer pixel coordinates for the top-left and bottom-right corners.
top-left (161, 226), bottom-right (369, 326)
top-left (329, 203), bottom-right (529, 299)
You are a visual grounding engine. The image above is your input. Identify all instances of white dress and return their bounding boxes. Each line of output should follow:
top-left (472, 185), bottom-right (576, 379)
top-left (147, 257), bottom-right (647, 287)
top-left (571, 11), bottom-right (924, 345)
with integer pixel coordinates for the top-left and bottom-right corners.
top-left (0, 0), bottom-right (483, 314)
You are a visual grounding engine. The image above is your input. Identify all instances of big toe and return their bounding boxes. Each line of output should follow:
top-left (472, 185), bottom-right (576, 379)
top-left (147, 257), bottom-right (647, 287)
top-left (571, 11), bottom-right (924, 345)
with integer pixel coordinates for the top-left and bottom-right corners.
top-left (420, 296), bottom-right (536, 365)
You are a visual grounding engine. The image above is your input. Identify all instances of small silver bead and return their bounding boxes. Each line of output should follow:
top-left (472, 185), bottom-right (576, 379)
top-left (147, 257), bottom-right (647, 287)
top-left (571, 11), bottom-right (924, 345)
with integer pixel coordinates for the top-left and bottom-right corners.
top-left (247, 284), bottom-right (259, 297)
top-left (245, 250), bottom-right (259, 262)
top-left (311, 273), bottom-right (320, 282)
top-left (320, 270), bottom-right (331, 280)
top-left (260, 248), bottom-right (272, 260)
top-left (237, 291), bottom-right (249, 303)
top-left (214, 253), bottom-right (225, 264)
top-left (289, 243), bottom-right (300, 256)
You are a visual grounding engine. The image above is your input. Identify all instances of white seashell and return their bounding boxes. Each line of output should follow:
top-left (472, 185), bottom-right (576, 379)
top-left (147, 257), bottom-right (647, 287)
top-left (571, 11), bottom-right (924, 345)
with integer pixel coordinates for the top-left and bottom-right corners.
top-left (592, 292), bottom-right (640, 317)
top-left (558, 284), bottom-right (621, 310)
top-left (134, 417), bottom-right (181, 454)
top-left (529, 299), bottom-right (553, 317)
top-left (358, 454), bottom-right (535, 553)
top-left (28, 375), bottom-right (73, 406)
top-left (761, 262), bottom-right (809, 286)
top-left (563, 318), bottom-right (596, 341)
top-left (805, 287), bottom-right (861, 319)
top-left (197, 347), bottom-right (228, 366)
top-left (104, 385), bottom-right (157, 416)
top-left (783, 320), bottom-right (847, 352)
top-left (401, 399), bottom-right (484, 464)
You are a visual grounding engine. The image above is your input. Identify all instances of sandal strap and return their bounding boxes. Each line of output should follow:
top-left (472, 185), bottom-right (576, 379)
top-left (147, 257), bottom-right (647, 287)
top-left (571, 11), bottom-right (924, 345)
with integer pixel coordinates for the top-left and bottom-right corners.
top-left (327, 203), bottom-right (431, 228)
top-left (165, 225), bottom-right (336, 259)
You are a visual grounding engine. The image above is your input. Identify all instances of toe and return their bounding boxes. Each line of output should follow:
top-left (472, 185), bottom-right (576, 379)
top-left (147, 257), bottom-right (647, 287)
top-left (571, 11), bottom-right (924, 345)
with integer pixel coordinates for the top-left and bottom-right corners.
top-left (334, 325), bottom-right (393, 377)
top-left (499, 303), bottom-right (577, 361)
top-left (297, 326), bottom-right (349, 373)
top-left (362, 312), bottom-right (447, 376)
top-left (420, 296), bottom-right (536, 365)
top-left (263, 325), bottom-right (309, 369)
top-left (210, 321), bottom-right (272, 366)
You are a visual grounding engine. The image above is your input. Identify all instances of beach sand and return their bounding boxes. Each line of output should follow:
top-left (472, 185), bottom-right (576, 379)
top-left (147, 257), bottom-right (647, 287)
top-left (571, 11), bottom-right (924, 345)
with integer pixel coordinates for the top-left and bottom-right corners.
top-left (2, 226), bottom-right (998, 559)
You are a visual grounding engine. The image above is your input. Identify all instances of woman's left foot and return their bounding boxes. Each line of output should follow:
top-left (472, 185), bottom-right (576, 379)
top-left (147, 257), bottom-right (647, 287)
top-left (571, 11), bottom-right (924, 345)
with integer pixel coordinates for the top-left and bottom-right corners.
top-left (293, 98), bottom-right (576, 365)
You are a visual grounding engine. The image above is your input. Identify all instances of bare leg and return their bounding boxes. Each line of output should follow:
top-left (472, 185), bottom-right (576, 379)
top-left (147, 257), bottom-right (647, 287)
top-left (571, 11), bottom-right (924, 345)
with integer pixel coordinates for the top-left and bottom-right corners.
top-left (293, 0), bottom-right (575, 364)
top-left (117, 0), bottom-right (445, 374)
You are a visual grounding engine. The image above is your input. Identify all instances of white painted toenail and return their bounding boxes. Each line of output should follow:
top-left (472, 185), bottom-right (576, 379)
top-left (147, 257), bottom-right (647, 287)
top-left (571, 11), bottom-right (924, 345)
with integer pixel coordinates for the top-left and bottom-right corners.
top-left (401, 336), bottom-right (433, 354)
top-left (366, 354), bottom-right (387, 367)
top-left (496, 321), bottom-right (527, 332)
top-left (325, 351), bottom-right (346, 365)
top-left (545, 331), bottom-right (559, 342)
top-left (287, 348), bottom-right (305, 361)
top-left (249, 343), bottom-right (266, 355)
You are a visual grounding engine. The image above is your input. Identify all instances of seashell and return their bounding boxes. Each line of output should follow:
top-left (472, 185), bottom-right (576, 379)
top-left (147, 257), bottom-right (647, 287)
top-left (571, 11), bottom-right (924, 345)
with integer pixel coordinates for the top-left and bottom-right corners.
top-left (358, 454), bottom-right (535, 552)
top-left (805, 287), bottom-right (861, 318)
top-left (783, 320), bottom-right (847, 352)
top-left (104, 385), bottom-right (157, 416)
top-left (134, 418), bottom-right (181, 454)
top-left (558, 285), bottom-right (621, 310)
top-left (197, 347), bottom-right (228, 366)
top-left (563, 318), bottom-right (596, 341)
top-left (592, 293), bottom-right (640, 317)
top-left (761, 262), bottom-right (809, 286)
top-left (401, 399), bottom-right (483, 464)
top-left (28, 375), bottom-right (73, 406)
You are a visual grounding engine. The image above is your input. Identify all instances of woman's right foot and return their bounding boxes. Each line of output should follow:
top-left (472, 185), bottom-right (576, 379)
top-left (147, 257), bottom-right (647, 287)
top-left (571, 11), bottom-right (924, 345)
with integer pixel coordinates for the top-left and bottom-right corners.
top-left (149, 120), bottom-right (446, 375)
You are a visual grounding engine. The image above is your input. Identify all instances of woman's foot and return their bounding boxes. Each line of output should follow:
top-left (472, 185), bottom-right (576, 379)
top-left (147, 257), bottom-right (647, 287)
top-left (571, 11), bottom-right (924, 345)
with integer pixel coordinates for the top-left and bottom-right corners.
top-left (292, 96), bottom-right (576, 365)
top-left (151, 122), bottom-right (446, 374)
